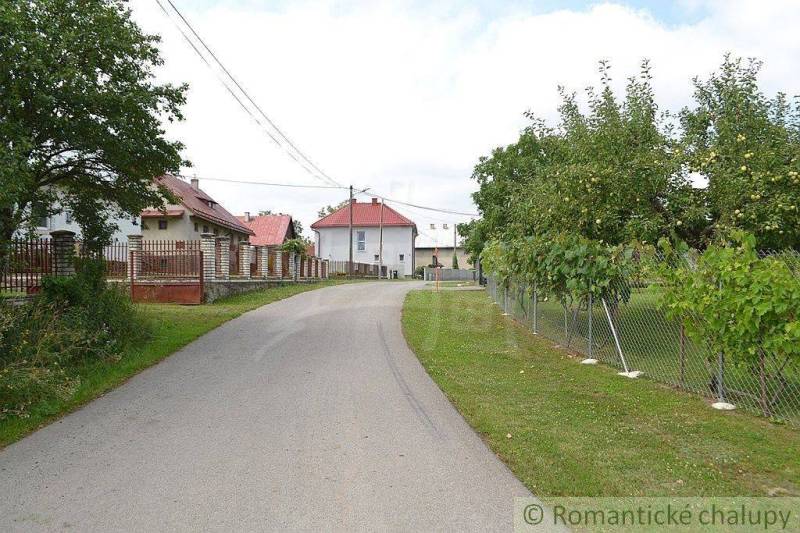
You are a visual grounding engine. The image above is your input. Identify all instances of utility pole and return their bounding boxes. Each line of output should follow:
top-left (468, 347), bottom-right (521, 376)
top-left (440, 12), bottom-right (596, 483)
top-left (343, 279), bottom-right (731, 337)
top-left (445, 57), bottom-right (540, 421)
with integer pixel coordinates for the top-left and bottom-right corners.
top-left (348, 185), bottom-right (353, 278)
top-left (378, 198), bottom-right (384, 279)
top-left (453, 223), bottom-right (457, 266)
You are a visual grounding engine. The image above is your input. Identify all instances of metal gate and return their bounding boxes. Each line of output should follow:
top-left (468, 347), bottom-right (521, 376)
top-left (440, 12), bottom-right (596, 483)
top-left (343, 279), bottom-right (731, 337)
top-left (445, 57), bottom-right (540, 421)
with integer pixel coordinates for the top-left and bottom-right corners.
top-left (130, 247), bottom-right (204, 304)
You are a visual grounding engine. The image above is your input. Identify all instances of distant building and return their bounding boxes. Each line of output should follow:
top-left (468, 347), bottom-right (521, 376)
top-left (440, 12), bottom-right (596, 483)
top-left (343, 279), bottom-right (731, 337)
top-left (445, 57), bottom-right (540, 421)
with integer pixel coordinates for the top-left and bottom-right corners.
top-left (237, 213), bottom-right (296, 246)
top-left (414, 223), bottom-right (472, 269)
top-left (311, 198), bottom-right (417, 277)
top-left (140, 175), bottom-right (253, 242)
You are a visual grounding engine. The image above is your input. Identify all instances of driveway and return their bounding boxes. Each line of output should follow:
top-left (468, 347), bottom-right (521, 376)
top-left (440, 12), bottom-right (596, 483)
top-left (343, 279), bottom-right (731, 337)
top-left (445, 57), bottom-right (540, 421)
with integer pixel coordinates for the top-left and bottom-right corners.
top-left (0, 281), bottom-right (535, 531)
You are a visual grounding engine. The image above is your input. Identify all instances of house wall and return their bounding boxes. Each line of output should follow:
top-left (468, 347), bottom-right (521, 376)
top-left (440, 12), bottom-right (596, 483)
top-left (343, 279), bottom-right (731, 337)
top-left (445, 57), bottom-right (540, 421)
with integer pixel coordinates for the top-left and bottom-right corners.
top-left (141, 212), bottom-right (249, 243)
top-left (414, 247), bottom-right (472, 270)
top-left (315, 225), bottom-right (415, 277)
top-left (30, 208), bottom-right (140, 243)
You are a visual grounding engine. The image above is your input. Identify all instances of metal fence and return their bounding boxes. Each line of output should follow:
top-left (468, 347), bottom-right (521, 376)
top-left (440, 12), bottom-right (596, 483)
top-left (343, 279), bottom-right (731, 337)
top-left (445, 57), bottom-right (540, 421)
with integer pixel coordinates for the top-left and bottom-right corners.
top-left (327, 260), bottom-right (383, 277)
top-left (486, 250), bottom-right (800, 426)
top-left (0, 238), bottom-right (53, 295)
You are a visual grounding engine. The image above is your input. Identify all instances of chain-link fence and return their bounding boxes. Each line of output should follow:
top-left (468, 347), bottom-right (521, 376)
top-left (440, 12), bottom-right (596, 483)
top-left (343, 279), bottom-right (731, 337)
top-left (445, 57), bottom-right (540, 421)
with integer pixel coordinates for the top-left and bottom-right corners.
top-left (486, 249), bottom-right (800, 426)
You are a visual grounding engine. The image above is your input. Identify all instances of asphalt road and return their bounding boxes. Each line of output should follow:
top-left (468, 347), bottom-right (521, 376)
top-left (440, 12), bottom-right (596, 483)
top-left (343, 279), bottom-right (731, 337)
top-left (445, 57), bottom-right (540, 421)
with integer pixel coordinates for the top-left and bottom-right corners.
top-left (0, 281), bottom-right (537, 532)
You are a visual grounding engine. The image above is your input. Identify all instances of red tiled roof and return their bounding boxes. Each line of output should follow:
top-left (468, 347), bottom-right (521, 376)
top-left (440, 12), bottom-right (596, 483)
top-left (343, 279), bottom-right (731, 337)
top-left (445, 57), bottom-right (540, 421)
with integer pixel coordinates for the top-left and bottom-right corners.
top-left (311, 199), bottom-right (416, 229)
top-left (236, 214), bottom-right (294, 246)
top-left (152, 175), bottom-right (254, 236)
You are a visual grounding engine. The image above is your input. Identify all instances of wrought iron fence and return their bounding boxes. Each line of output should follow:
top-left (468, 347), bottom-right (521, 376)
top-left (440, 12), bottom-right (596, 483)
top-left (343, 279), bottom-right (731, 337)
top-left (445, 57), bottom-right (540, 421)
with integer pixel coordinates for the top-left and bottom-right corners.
top-left (486, 249), bottom-right (800, 426)
top-left (0, 238), bottom-right (53, 295)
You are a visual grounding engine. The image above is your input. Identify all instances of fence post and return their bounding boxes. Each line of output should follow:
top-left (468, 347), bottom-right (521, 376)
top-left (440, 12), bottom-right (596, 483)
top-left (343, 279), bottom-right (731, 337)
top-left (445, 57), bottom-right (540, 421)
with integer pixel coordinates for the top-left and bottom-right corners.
top-left (240, 241), bottom-right (252, 279)
top-left (532, 283), bottom-right (538, 334)
top-left (49, 230), bottom-right (76, 277)
top-left (128, 234), bottom-right (143, 281)
top-left (259, 246), bottom-right (269, 278)
top-left (288, 252), bottom-right (297, 281)
top-left (275, 249), bottom-right (283, 278)
top-left (587, 290), bottom-right (593, 361)
top-left (200, 233), bottom-right (215, 282)
top-left (217, 236), bottom-right (230, 280)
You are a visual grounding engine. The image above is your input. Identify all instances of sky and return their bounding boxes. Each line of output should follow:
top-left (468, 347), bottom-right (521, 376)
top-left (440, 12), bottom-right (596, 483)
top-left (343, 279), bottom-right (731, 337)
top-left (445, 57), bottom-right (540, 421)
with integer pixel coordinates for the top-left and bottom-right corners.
top-left (127, 0), bottom-right (800, 245)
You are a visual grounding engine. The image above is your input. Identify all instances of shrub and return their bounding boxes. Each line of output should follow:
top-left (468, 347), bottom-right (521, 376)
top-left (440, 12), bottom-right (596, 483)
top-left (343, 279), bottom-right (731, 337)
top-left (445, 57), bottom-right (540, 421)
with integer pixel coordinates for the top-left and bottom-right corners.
top-left (659, 232), bottom-right (800, 415)
top-left (0, 265), bottom-right (149, 419)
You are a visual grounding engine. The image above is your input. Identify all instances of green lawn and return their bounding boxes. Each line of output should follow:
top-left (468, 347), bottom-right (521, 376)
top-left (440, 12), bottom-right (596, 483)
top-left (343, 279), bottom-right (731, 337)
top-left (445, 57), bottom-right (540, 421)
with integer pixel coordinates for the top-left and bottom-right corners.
top-left (0, 279), bottom-right (353, 448)
top-left (402, 289), bottom-right (800, 497)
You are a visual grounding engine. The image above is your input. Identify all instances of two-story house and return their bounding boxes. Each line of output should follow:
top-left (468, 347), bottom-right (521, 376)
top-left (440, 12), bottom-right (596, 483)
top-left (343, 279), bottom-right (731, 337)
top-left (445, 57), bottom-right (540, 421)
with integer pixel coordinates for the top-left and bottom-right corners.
top-left (140, 175), bottom-right (253, 243)
top-left (311, 198), bottom-right (417, 277)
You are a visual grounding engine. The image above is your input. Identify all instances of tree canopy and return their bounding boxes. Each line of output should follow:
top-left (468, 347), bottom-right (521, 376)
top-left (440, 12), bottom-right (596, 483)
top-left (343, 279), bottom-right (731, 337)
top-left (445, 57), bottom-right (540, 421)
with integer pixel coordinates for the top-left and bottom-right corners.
top-left (0, 0), bottom-right (188, 248)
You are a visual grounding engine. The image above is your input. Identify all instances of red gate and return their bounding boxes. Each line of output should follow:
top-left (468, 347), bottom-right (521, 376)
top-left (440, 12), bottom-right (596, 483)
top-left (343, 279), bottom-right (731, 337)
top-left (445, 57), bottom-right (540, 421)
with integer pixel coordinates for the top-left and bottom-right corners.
top-left (130, 245), bottom-right (203, 304)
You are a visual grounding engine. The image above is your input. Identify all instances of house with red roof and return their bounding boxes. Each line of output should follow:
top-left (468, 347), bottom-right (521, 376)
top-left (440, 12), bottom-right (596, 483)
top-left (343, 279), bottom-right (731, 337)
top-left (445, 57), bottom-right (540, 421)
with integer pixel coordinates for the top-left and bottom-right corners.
top-left (311, 198), bottom-right (417, 277)
top-left (236, 213), bottom-right (296, 247)
top-left (140, 175), bottom-right (254, 243)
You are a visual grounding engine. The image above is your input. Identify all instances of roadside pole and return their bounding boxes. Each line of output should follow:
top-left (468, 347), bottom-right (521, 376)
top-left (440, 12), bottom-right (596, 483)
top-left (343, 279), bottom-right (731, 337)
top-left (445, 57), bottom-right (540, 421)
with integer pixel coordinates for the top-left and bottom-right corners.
top-left (348, 184), bottom-right (353, 279)
top-left (378, 199), bottom-right (384, 279)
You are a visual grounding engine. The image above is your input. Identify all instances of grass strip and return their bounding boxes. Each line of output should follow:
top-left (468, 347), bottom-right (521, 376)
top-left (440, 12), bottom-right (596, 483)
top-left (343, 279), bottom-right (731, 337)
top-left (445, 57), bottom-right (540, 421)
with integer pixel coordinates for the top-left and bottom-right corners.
top-left (401, 289), bottom-right (800, 497)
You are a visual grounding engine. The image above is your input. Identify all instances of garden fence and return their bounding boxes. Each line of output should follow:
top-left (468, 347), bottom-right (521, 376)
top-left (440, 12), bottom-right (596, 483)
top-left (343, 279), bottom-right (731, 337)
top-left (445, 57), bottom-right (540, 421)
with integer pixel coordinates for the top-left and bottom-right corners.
top-left (486, 249), bottom-right (800, 426)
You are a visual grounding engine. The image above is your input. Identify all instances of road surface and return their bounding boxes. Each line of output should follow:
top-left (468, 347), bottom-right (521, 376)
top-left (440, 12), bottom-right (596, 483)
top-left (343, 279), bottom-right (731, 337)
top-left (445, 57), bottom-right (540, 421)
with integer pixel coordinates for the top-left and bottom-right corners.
top-left (0, 281), bottom-right (535, 531)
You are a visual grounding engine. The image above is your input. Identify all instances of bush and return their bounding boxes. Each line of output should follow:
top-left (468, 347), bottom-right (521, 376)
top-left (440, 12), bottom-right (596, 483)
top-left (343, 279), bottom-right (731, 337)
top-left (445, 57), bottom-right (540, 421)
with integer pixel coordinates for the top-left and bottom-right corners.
top-left (0, 265), bottom-right (149, 419)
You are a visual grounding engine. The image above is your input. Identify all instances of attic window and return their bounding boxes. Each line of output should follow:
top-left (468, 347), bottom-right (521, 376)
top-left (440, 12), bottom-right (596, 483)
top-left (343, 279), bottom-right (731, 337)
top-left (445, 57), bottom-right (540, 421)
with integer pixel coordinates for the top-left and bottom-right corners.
top-left (443, 224), bottom-right (448, 229)
top-left (207, 201), bottom-right (215, 208)
top-left (429, 224), bottom-right (435, 230)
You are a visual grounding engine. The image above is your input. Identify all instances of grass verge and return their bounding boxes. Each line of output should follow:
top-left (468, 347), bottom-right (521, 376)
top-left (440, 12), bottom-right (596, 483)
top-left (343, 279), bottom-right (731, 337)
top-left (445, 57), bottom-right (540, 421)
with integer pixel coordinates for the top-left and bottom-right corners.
top-left (401, 289), bottom-right (800, 497)
top-left (0, 279), bottom-right (352, 448)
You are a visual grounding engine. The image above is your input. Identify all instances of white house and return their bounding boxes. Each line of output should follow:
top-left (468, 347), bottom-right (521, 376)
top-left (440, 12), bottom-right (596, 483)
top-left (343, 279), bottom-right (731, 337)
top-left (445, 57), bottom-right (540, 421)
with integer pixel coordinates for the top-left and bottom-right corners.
top-left (311, 198), bottom-right (417, 277)
top-left (26, 200), bottom-right (140, 243)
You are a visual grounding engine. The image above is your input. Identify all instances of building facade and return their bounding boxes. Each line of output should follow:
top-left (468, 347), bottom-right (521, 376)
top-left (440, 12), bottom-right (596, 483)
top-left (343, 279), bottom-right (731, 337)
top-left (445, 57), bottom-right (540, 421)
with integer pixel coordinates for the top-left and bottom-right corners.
top-left (311, 198), bottom-right (417, 277)
top-left (140, 175), bottom-right (253, 243)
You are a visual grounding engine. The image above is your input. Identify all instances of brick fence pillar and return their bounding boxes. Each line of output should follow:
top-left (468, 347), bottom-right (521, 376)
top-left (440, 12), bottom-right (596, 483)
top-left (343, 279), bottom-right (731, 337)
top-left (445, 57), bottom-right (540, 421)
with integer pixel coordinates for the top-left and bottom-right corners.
top-left (127, 234), bottom-right (143, 280)
top-left (240, 242), bottom-right (252, 279)
top-left (259, 246), bottom-right (269, 278)
top-left (50, 230), bottom-right (76, 277)
top-left (217, 236), bottom-right (230, 280)
top-left (288, 253), bottom-right (297, 281)
top-left (275, 249), bottom-right (283, 278)
top-left (200, 233), bottom-right (215, 281)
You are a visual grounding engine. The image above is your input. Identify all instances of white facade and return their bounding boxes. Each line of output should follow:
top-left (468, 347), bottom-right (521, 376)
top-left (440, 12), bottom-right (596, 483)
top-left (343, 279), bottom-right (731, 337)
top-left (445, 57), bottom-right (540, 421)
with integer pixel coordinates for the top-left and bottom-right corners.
top-left (315, 225), bottom-right (416, 277)
top-left (31, 207), bottom-right (141, 242)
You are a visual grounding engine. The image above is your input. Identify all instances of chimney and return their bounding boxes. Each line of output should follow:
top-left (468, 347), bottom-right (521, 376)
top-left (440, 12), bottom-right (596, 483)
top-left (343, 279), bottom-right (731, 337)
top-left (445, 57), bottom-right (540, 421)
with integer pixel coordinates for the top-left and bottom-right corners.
top-left (190, 177), bottom-right (199, 190)
top-left (371, 198), bottom-right (378, 205)
top-left (244, 211), bottom-right (251, 222)
top-left (351, 198), bottom-right (357, 204)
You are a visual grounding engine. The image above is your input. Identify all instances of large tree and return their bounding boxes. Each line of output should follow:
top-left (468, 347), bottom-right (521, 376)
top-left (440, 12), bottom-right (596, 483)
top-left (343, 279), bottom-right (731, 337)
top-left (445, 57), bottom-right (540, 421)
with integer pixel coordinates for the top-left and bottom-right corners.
top-left (0, 0), bottom-right (187, 248)
top-left (681, 55), bottom-right (800, 249)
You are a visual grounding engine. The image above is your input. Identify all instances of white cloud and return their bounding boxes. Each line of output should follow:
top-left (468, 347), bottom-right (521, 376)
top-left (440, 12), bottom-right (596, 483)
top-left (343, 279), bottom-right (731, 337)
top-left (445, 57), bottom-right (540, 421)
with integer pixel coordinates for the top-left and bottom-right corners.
top-left (128, 0), bottom-right (800, 237)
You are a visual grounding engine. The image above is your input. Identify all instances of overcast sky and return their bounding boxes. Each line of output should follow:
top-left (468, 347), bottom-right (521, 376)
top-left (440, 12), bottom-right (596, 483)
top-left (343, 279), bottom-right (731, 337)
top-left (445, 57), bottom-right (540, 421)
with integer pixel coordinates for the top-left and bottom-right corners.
top-left (128, 0), bottom-right (800, 244)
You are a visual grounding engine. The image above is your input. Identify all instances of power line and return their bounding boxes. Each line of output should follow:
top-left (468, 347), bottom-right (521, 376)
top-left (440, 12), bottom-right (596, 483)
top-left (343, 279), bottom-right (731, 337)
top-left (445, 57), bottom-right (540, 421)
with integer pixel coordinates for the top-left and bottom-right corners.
top-left (355, 190), bottom-right (478, 217)
top-left (178, 174), bottom-right (345, 189)
top-left (154, 0), bottom-right (480, 220)
top-left (154, 0), bottom-right (341, 187)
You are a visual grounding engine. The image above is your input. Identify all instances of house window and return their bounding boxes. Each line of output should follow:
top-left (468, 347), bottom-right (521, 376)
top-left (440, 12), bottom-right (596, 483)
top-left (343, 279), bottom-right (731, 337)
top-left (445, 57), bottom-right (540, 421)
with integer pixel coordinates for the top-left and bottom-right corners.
top-left (158, 220), bottom-right (168, 230)
top-left (203, 225), bottom-right (209, 233)
top-left (429, 224), bottom-right (435, 230)
top-left (399, 254), bottom-right (404, 262)
top-left (213, 228), bottom-right (219, 236)
top-left (356, 230), bottom-right (366, 252)
top-left (374, 254), bottom-right (379, 261)
top-left (443, 223), bottom-right (448, 229)
top-left (64, 210), bottom-right (72, 224)
top-left (194, 223), bottom-right (198, 232)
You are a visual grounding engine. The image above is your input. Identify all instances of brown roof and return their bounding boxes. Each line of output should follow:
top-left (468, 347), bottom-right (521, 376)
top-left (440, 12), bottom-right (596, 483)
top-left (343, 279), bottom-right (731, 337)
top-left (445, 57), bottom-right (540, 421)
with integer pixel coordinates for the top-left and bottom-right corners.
top-left (236, 214), bottom-right (295, 246)
top-left (150, 175), bottom-right (253, 236)
top-left (311, 199), bottom-right (416, 230)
